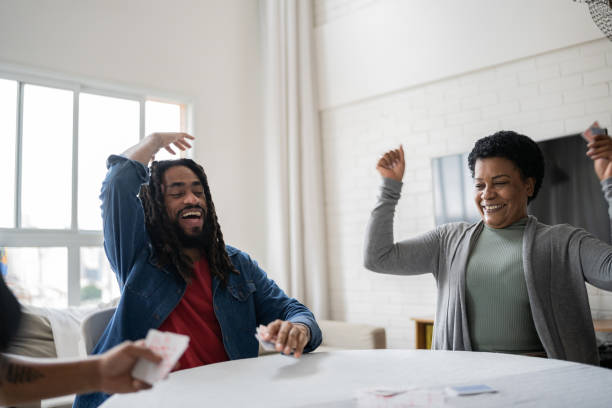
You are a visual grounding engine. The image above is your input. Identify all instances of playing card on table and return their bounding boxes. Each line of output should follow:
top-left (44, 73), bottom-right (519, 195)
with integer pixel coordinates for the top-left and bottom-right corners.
top-left (356, 387), bottom-right (445, 406)
top-left (445, 384), bottom-right (498, 396)
top-left (131, 329), bottom-right (189, 384)
top-left (255, 325), bottom-right (276, 351)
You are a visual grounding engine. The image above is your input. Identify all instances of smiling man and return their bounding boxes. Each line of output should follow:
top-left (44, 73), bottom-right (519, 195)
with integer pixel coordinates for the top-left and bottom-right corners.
top-left (73, 133), bottom-right (321, 408)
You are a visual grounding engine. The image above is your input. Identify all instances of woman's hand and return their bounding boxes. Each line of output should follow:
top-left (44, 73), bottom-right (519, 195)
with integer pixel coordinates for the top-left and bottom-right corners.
top-left (376, 145), bottom-right (405, 182)
top-left (587, 134), bottom-right (612, 181)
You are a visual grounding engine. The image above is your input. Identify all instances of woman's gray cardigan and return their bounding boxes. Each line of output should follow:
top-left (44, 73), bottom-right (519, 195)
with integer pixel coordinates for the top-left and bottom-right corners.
top-left (364, 177), bottom-right (612, 365)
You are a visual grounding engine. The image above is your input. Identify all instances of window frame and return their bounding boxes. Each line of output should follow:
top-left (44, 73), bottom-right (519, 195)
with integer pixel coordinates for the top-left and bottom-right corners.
top-left (0, 64), bottom-right (194, 306)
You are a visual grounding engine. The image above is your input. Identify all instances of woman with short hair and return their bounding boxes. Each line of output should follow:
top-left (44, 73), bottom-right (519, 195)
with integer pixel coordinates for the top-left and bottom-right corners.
top-left (364, 130), bottom-right (612, 365)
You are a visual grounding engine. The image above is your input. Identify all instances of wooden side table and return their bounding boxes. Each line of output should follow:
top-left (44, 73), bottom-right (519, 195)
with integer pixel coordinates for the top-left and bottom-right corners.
top-left (593, 319), bottom-right (612, 333)
top-left (412, 318), bottom-right (612, 350)
top-left (411, 317), bottom-right (434, 349)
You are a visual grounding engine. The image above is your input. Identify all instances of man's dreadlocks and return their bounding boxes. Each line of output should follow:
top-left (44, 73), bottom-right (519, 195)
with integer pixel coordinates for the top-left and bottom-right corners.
top-left (139, 159), bottom-right (238, 284)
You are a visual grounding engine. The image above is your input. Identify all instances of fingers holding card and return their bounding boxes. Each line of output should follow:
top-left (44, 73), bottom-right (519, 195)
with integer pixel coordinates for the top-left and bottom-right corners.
top-left (131, 329), bottom-right (190, 384)
top-left (582, 121), bottom-right (607, 143)
top-left (255, 325), bottom-right (277, 352)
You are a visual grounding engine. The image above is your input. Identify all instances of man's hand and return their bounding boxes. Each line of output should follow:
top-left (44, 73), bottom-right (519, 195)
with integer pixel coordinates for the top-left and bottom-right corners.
top-left (94, 340), bottom-right (162, 394)
top-left (587, 134), bottom-right (612, 181)
top-left (122, 132), bottom-right (195, 165)
top-left (260, 320), bottom-right (310, 358)
top-left (152, 132), bottom-right (195, 157)
top-left (376, 145), bottom-right (405, 182)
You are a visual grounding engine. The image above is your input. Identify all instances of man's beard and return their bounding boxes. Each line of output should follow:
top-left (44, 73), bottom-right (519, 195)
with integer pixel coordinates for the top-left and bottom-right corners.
top-left (173, 217), bottom-right (212, 250)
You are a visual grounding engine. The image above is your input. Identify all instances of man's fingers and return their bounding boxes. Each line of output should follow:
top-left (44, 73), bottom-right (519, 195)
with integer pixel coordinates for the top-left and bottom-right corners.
top-left (286, 327), bottom-right (299, 355)
top-left (293, 330), bottom-right (307, 358)
top-left (266, 320), bottom-right (282, 335)
top-left (174, 136), bottom-right (193, 150)
top-left (259, 322), bottom-right (310, 358)
top-left (262, 320), bottom-right (281, 341)
top-left (178, 139), bottom-right (192, 149)
top-left (275, 321), bottom-right (291, 352)
top-left (155, 132), bottom-right (196, 155)
top-left (173, 141), bottom-right (187, 151)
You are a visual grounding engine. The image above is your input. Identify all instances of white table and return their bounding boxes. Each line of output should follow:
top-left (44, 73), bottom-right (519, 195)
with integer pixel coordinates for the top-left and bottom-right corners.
top-left (101, 350), bottom-right (612, 407)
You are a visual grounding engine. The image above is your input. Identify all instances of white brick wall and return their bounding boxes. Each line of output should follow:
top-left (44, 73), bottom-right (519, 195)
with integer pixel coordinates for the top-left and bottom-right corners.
top-left (319, 38), bottom-right (612, 349)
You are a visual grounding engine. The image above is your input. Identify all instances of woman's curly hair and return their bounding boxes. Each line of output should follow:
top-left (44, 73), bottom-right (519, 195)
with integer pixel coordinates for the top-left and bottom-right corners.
top-left (467, 130), bottom-right (545, 203)
top-left (139, 159), bottom-right (238, 284)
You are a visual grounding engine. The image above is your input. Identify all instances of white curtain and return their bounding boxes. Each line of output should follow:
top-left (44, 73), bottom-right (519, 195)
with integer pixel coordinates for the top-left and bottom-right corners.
top-left (260, 0), bottom-right (329, 319)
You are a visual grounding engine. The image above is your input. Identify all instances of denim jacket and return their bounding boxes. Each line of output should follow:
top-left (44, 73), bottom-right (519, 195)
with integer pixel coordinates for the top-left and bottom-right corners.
top-left (73, 156), bottom-right (321, 408)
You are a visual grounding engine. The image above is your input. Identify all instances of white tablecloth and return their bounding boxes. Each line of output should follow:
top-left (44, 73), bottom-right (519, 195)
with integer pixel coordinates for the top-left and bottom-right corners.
top-left (101, 349), bottom-right (612, 407)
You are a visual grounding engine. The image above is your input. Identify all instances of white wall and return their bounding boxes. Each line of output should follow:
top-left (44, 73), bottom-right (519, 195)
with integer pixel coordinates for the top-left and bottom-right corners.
top-left (315, 1), bottom-right (612, 348)
top-left (315, 0), bottom-right (603, 109)
top-left (0, 0), bottom-right (269, 268)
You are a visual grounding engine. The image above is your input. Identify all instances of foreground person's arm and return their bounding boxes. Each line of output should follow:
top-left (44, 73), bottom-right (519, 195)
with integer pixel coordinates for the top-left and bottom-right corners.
top-left (0, 341), bottom-right (161, 406)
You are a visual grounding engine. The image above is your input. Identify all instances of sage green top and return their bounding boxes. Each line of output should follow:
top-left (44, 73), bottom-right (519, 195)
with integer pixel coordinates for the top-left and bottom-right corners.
top-left (466, 217), bottom-right (544, 353)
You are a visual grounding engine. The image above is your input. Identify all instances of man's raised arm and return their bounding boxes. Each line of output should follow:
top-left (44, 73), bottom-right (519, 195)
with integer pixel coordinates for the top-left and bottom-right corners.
top-left (100, 132), bottom-right (195, 282)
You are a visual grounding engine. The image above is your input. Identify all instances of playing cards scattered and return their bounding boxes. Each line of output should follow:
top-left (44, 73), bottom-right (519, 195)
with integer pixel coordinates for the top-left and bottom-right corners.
top-left (131, 329), bottom-right (190, 384)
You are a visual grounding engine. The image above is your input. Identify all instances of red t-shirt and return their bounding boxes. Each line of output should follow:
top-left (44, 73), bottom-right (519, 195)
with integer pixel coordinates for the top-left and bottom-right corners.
top-left (158, 257), bottom-right (228, 370)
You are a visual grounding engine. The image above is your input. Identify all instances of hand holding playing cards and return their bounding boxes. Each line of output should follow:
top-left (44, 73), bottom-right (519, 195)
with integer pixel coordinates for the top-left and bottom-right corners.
top-left (586, 133), bottom-right (612, 181)
top-left (259, 320), bottom-right (310, 358)
top-left (376, 145), bottom-right (405, 182)
top-left (94, 340), bottom-right (162, 394)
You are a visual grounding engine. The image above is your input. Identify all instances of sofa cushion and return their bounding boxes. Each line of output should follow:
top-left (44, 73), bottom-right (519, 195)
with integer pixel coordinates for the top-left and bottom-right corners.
top-left (6, 311), bottom-right (56, 358)
top-left (318, 320), bottom-right (386, 350)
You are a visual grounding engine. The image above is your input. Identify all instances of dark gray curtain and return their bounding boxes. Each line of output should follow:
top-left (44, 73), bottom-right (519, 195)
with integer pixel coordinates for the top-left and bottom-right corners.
top-left (529, 134), bottom-right (610, 244)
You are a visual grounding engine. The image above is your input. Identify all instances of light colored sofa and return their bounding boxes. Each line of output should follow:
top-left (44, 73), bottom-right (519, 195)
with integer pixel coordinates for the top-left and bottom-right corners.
top-left (317, 319), bottom-right (386, 351)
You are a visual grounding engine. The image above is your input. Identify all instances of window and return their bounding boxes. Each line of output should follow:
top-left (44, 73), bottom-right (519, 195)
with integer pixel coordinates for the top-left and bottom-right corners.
top-left (0, 79), bottom-right (17, 228)
top-left (0, 71), bottom-right (190, 307)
